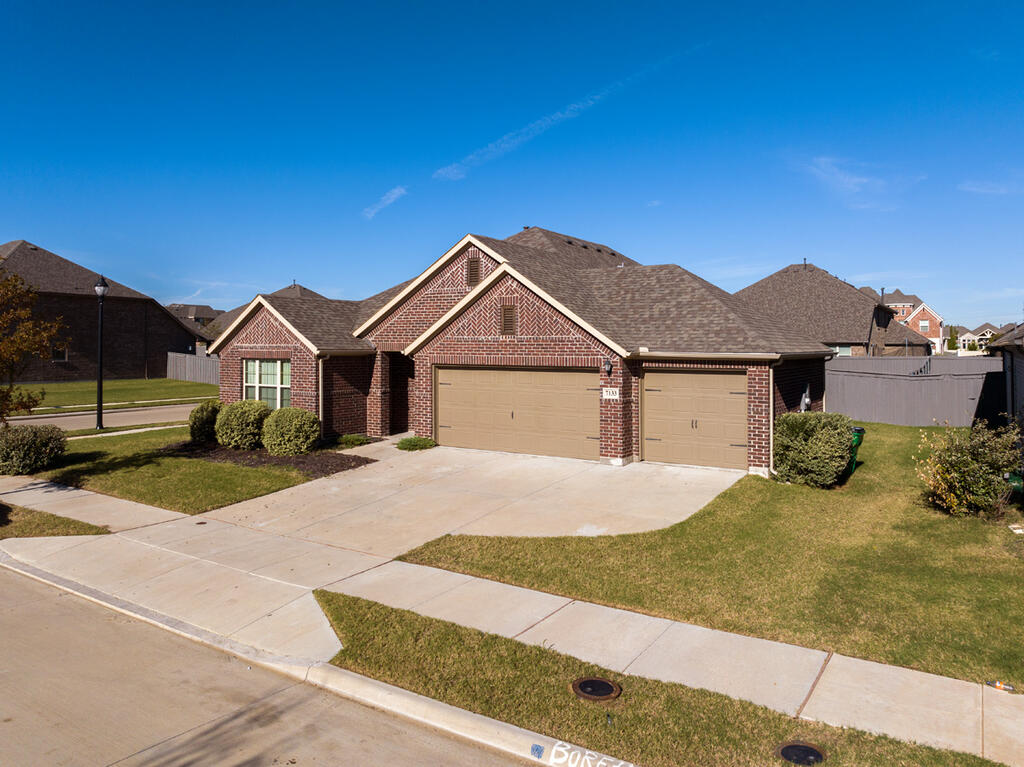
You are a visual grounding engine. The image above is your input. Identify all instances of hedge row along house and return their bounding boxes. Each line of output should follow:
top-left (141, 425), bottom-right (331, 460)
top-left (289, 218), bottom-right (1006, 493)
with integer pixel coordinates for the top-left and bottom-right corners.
top-left (209, 228), bottom-right (831, 474)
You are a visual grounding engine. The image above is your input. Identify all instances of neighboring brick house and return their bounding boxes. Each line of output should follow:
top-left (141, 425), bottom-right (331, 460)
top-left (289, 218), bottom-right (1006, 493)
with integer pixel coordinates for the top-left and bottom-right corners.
top-left (860, 288), bottom-right (945, 354)
top-left (210, 227), bottom-right (831, 474)
top-left (736, 264), bottom-right (933, 357)
top-left (988, 324), bottom-right (1024, 421)
top-left (0, 240), bottom-right (202, 382)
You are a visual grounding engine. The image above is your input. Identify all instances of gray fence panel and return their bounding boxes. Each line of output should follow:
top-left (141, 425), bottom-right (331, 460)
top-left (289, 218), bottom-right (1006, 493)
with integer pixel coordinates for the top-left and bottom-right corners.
top-left (825, 357), bottom-right (1004, 426)
top-left (167, 352), bottom-right (220, 385)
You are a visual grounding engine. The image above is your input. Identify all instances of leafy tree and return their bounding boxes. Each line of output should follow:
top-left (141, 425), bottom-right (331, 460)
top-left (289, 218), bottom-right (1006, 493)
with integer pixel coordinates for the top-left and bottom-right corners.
top-left (946, 326), bottom-right (958, 351)
top-left (967, 340), bottom-right (979, 351)
top-left (0, 273), bottom-right (64, 423)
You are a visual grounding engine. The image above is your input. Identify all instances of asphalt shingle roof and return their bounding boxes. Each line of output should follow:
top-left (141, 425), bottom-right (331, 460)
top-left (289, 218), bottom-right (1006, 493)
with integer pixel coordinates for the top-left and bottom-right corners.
top-left (989, 323), bottom-right (1024, 349)
top-left (736, 263), bottom-right (932, 349)
top-left (0, 240), bottom-right (149, 299)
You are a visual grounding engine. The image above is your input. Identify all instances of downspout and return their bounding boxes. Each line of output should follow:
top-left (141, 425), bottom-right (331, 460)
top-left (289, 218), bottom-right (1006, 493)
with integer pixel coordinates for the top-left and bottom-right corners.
top-left (769, 361), bottom-right (779, 475)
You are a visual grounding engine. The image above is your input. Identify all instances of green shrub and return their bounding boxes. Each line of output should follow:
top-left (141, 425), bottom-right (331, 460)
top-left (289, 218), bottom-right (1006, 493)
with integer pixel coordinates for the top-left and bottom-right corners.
top-left (262, 407), bottom-right (321, 456)
top-left (915, 420), bottom-right (1023, 518)
top-left (188, 400), bottom-right (221, 443)
top-left (397, 436), bottom-right (437, 451)
top-left (215, 400), bottom-right (271, 450)
top-left (336, 433), bottom-right (372, 449)
top-left (773, 411), bottom-right (853, 487)
top-left (0, 424), bottom-right (67, 474)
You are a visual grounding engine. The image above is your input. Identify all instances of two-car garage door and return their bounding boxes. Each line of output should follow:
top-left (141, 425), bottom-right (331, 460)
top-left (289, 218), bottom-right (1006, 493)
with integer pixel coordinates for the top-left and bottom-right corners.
top-left (434, 367), bottom-right (748, 469)
top-left (435, 368), bottom-right (600, 460)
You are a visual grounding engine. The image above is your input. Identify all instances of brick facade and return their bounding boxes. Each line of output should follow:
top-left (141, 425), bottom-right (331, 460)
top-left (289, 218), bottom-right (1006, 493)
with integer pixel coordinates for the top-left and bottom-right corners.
top-left (215, 251), bottom-right (824, 473)
top-left (367, 245), bottom-right (500, 351)
top-left (218, 306), bottom-right (319, 416)
top-left (905, 305), bottom-right (943, 353)
top-left (20, 294), bottom-right (196, 383)
top-left (773, 358), bottom-right (826, 415)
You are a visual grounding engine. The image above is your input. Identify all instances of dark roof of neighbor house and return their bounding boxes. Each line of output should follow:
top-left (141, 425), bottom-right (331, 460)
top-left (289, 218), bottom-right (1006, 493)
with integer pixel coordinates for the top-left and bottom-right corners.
top-left (215, 229), bottom-right (830, 358)
top-left (0, 239), bottom-right (202, 340)
top-left (0, 240), bottom-right (150, 299)
top-left (971, 322), bottom-right (1000, 335)
top-left (736, 263), bottom-right (932, 348)
top-left (988, 323), bottom-right (1024, 349)
top-left (882, 289), bottom-right (923, 308)
top-left (167, 303), bottom-right (222, 321)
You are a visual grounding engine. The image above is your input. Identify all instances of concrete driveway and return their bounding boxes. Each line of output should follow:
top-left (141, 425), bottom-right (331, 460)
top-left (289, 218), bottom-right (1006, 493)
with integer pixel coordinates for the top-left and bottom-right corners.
top-left (206, 439), bottom-right (743, 558)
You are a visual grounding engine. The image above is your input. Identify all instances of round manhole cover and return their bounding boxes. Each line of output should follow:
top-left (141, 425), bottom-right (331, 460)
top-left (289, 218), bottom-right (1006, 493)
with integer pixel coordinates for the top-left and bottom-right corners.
top-left (777, 741), bottom-right (825, 765)
top-left (571, 677), bottom-right (621, 702)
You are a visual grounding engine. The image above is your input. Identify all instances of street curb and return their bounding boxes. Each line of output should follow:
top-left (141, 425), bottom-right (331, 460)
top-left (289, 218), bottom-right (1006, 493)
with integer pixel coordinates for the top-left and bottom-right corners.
top-left (0, 552), bottom-right (635, 767)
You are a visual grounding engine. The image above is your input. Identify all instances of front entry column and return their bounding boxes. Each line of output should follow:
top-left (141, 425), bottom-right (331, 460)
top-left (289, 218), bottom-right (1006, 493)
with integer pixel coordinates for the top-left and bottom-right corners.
top-left (367, 351), bottom-right (391, 437)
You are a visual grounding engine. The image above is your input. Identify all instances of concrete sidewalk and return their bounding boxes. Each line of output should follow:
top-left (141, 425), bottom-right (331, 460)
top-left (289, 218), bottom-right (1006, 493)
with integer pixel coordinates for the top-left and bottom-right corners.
top-left (11, 402), bottom-right (197, 430)
top-left (1, 479), bottom-right (1021, 765)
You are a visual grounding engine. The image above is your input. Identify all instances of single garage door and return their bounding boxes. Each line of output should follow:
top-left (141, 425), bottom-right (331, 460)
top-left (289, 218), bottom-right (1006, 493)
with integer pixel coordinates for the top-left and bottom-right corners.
top-left (435, 368), bottom-right (600, 460)
top-left (642, 371), bottom-right (748, 469)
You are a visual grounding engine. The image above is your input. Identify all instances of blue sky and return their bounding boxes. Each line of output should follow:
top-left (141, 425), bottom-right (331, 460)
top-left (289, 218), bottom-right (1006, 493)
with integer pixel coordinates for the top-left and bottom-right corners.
top-left (1, 1), bottom-right (1021, 327)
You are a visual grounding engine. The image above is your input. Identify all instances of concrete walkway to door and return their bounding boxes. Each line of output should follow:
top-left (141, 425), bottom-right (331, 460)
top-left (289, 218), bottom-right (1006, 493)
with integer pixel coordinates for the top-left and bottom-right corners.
top-left (204, 438), bottom-right (745, 558)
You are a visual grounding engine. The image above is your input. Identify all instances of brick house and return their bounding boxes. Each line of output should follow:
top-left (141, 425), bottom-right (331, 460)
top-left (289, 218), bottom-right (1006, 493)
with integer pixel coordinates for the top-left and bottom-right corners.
top-left (1, 240), bottom-right (202, 382)
top-left (210, 228), bottom-right (831, 474)
top-left (736, 264), bottom-right (933, 357)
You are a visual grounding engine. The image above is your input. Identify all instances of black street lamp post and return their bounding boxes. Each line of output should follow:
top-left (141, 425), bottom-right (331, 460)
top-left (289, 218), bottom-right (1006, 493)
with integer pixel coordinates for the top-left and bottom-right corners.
top-left (94, 276), bottom-right (109, 430)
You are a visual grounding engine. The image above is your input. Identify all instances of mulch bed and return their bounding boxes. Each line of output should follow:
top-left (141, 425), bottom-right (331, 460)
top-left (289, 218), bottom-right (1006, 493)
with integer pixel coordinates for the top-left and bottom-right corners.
top-left (166, 442), bottom-right (375, 478)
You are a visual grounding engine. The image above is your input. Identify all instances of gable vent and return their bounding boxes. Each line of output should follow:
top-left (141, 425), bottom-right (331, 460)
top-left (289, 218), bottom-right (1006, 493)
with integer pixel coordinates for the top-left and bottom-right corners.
top-left (466, 256), bottom-right (481, 287)
top-left (500, 304), bottom-right (517, 336)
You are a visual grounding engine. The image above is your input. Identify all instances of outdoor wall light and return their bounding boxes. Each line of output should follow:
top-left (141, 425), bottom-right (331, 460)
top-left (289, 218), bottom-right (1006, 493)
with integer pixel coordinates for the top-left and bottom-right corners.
top-left (602, 359), bottom-right (613, 376)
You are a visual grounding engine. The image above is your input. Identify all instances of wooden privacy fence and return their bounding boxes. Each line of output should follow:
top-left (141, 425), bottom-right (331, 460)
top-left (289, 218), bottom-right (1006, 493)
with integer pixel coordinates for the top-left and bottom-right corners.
top-left (167, 352), bottom-right (220, 385)
top-left (825, 357), bottom-right (1005, 426)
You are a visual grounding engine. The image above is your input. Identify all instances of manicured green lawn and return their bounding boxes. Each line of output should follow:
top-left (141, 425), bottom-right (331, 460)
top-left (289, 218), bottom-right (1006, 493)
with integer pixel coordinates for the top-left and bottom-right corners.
top-left (402, 423), bottom-right (1024, 687)
top-left (23, 378), bottom-right (217, 409)
top-left (40, 428), bottom-right (305, 513)
top-left (315, 591), bottom-right (992, 767)
top-left (0, 503), bottom-right (108, 539)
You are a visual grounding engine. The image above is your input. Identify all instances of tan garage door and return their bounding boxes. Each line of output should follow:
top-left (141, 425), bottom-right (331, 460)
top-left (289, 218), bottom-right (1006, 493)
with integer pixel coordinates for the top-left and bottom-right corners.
top-left (642, 371), bottom-right (748, 469)
top-left (435, 368), bottom-right (600, 460)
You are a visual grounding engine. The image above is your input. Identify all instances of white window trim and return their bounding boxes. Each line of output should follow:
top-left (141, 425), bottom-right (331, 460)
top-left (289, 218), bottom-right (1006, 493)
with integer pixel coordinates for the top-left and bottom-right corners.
top-left (833, 344), bottom-right (852, 357)
top-left (243, 359), bottom-right (291, 409)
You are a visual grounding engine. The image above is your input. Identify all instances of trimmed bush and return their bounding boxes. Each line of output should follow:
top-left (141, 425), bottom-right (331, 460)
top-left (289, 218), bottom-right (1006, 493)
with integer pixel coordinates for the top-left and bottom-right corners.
top-left (188, 400), bottom-right (221, 444)
top-left (915, 420), bottom-right (1022, 518)
top-left (0, 424), bottom-right (67, 474)
top-left (215, 400), bottom-right (271, 450)
top-left (397, 436), bottom-right (436, 451)
top-left (773, 412), bottom-right (853, 488)
top-left (262, 407), bottom-right (321, 456)
top-left (336, 433), bottom-right (372, 449)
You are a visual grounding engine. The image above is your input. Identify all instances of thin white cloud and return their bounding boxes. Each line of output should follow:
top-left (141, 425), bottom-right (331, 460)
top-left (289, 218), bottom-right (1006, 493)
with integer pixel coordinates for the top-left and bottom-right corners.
top-left (802, 156), bottom-right (925, 211)
top-left (433, 48), bottom-right (703, 181)
top-left (646, 200), bottom-right (663, 207)
top-left (362, 185), bottom-right (408, 219)
top-left (957, 180), bottom-right (1017, 195)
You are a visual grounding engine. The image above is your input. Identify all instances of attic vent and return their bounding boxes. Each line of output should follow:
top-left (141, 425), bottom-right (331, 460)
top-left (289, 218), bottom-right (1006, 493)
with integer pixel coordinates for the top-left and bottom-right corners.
top-left (581, 244), bottom-right (589, 249)
top-left (500, 305), bottom-right (517, 336)
top-left (466, 257), bottom-right (481, 287)
top-left (565, 239), bottom-right (573, 244)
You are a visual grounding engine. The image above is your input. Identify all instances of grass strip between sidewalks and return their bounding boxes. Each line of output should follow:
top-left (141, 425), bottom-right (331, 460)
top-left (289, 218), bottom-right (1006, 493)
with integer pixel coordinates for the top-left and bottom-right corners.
top-left (314, 591), bottom-right (992, 767)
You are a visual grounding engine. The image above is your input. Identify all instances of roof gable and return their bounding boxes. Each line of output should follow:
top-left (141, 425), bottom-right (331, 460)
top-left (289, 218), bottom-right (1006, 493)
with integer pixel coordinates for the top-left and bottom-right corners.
top-left (0, 239), bottom-right (149, 299)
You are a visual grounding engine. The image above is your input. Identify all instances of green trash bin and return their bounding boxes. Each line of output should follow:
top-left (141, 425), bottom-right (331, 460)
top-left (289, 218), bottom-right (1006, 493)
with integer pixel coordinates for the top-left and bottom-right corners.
top-left (848, 426), bottom-right (866, 475)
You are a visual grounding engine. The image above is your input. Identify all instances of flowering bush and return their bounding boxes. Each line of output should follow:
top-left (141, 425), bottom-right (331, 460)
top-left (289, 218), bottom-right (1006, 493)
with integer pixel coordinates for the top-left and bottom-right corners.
top-left (915, 420), bottom-right (1022, 518)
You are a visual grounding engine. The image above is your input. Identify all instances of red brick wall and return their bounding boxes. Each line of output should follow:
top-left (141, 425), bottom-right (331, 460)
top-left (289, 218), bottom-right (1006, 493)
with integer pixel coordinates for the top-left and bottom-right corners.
top-left (19, 294), bottom-right (196, 383)
top-left (367, 245), bottom-right (500, 351)
top-left (411, 273), bottom-right (619, 451)
top-left (773, 358), bottom-right (826, 415)
top-left (217, 306), bottom-right (318, 416)
top-left (322, 355), bottom-right (373, 436)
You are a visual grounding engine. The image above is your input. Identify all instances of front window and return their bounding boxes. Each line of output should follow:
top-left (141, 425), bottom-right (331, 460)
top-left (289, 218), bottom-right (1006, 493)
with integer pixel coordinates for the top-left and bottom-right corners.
top-left (919, 320), bottom-right (930, 334)
top-left (832, 345), bottom-right (852, 357)
top-left (244, 359), bottom-right (291, 408)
